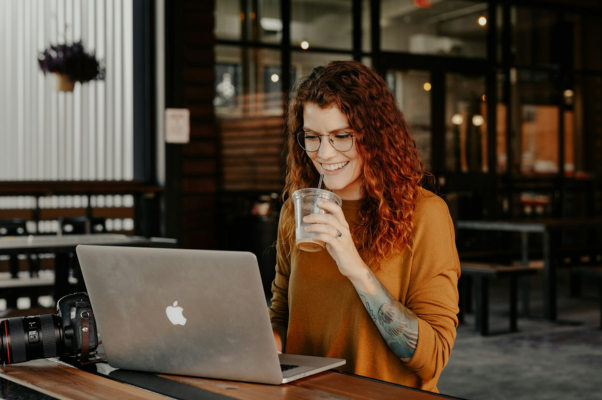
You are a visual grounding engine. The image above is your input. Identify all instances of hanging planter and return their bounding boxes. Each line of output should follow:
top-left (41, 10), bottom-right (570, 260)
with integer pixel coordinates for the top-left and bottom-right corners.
top-left (38, 41), bottom-right (104, 92)
top-left (53, 73), bottom-right (75, 92)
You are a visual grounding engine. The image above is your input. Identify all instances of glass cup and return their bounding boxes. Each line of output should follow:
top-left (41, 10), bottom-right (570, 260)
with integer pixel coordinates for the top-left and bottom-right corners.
top-left (291, 188), bottom-right (342, 252)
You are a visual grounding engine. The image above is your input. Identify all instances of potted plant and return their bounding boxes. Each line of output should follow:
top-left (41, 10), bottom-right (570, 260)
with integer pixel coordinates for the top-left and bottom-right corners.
top-left (38, 41), bottom-right (104, 92)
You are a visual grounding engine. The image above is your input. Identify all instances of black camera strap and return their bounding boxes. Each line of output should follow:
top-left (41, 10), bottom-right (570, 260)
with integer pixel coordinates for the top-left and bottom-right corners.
top-left (80, 311), bottom-right (91, 363)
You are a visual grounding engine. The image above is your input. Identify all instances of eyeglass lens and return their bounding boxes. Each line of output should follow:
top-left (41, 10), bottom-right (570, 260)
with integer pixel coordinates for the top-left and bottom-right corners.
top-left (296, 131), bottom-right (354, 152)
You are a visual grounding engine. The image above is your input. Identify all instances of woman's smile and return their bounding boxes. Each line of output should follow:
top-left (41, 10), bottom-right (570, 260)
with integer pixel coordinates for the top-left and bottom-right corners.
top-left (303, 103), bottom-right (364, 200)
top-left (321, 161), bottom-right (349, 172)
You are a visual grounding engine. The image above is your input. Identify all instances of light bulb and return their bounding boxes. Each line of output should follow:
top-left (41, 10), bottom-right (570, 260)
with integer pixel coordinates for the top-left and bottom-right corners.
top-left (301, 40), bottom-right (309, 50)
top-left (271, 74), bottom-right (280, 83)
top-left (472, 115), bottom-right (484, 127)
top-left (451, 114), bottom-right (464, 125)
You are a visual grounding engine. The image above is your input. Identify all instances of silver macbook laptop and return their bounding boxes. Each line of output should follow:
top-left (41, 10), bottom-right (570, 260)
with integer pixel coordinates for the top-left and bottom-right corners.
top-left (75, 245), bottom-right (345, 385)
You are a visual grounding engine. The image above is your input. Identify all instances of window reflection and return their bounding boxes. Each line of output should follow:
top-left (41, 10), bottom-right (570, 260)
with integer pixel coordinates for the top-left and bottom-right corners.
top-left (215, 46), bottom-right (283, 117)
top-left (446, 74), bottom-right (486, 172)
top-left (512, 7), bottom-right (558, 67)
top-left (387, 70), bottom-right (432, 169)
top-left (215, 0), bottom-right (241, 41)
top-left (512, 70), bottom-right (565, 176)
top-left (216, 0), bottom-right (281, 44)
top-left (381, 0), bottom-right (488, 58)
top-left (567, 75), bottom-right (601, 177)
top-left (291, 0), bottom-right (352, 50)
top-left (215, 46), bottom-right (284, 191)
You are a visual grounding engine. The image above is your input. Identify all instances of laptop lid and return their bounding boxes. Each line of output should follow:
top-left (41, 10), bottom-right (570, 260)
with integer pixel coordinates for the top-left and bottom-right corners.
top-left (76, 245), bottom-right (285, 385)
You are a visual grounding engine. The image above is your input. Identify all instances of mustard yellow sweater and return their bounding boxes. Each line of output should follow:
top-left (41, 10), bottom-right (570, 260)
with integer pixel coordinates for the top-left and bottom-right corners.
top-left (268, 189), bottom-right (460, 392)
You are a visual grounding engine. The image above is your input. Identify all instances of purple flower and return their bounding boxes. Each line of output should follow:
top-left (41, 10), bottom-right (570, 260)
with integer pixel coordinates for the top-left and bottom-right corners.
top-left (38, 41), bottom-right (105, 83)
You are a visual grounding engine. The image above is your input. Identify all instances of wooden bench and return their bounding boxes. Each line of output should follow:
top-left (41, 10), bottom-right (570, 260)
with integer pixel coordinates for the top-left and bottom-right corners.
top-left (572, 266), bottom-right (602, 329)
top-left (459, 262), bottom-right (538, 335)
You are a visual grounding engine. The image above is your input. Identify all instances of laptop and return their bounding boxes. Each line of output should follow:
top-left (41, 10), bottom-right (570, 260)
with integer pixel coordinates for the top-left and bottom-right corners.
top-left (75, 245), bottom-right (345, 385)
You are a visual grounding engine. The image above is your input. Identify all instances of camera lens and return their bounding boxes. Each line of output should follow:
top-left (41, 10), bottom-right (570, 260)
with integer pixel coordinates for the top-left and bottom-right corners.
top-left (0, 314), bottom-right (63, 365)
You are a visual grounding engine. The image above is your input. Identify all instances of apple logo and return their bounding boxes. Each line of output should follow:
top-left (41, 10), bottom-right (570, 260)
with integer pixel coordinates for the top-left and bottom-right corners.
top-left (166, 301), bottom-right (187, 326)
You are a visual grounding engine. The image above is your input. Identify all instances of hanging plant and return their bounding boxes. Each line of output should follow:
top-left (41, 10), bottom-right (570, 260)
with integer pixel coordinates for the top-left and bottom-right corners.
top-left (38, 41), bottom-right (105, 92)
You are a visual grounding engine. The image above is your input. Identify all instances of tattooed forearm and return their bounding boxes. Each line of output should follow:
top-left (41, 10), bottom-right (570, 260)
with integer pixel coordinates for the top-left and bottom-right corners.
top-left (359, 294), bottom-right (377, 323)
top-left (354, 269), bottom-right (419, 362)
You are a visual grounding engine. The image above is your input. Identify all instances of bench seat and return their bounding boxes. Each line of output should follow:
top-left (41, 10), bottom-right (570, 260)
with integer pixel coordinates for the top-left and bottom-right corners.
top-left (460, 262), bottom-right (538, 335)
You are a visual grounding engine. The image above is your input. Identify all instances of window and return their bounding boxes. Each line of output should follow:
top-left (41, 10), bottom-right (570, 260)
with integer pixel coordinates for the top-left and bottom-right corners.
top-left (381, 0), bottom-right (488, 58)
top-left (291, 0), bottom-right (353, 50)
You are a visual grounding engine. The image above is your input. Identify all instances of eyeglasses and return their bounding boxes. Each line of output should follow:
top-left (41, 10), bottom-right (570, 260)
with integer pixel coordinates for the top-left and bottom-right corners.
top-left (295, 130), bottom-right (356, 152)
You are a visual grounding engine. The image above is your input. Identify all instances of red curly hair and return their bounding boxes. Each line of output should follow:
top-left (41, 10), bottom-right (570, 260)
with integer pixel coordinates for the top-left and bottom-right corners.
top-left (281, 61), bottom-right (427, 266)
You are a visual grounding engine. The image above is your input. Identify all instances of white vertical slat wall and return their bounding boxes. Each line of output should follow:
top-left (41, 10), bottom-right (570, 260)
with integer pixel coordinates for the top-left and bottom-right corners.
top-left (0, 0), bottom-right (134, 182)
top-left (0, 0), bottom-right (135, 234)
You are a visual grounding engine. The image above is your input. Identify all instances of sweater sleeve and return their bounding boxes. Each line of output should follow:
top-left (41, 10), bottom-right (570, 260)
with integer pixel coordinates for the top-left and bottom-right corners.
top-left (268, 203), bottom-right (293, 330)
top-left (403, 192), bottom-right (460, 382)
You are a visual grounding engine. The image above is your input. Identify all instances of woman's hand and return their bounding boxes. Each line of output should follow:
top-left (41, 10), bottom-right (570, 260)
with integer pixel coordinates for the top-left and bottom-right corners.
top-left (303, 200), bottom-right (368, 279)
top-left (273, 330), bottom-right (283, 354)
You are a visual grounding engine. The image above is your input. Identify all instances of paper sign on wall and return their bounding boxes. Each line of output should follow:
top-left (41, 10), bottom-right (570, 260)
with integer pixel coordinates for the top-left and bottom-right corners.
top-left (165, 108), bottom-right (190, 143)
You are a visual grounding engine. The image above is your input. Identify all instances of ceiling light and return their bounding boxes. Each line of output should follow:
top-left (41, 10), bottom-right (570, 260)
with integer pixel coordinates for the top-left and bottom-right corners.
top-left (260, 18), bottom-right (282, 32)
top-left (478, 16), bottom-right (487, 26)
top-left (423, 82), bottom-right (431, 91)
top-left (472, 115), bottom-right (484, 126)
top-left (451, 114), bottom-right (464, 126)
top-left (271, 74), bottom-right (280, 83)
top-left (301, 40), bottom-right (309, 50)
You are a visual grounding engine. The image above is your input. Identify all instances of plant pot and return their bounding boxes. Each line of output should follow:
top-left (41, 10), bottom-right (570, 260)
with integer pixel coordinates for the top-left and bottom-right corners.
top-left (54, 73), bottom-right (75, 92)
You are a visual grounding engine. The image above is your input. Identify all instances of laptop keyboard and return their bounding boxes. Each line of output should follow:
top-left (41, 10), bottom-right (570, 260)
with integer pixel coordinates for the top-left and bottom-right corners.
top-left (280, 364), bottom-right (300, 372)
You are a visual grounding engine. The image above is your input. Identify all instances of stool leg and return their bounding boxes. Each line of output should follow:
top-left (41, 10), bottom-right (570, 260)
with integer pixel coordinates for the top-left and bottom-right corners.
top-left (520, 275), bottom-right (530, 317)
top-left (465, 276), bottom-right (473, 313)
top-left (599, 278), bottom-right (602, 330)
top-left (510, 276), bottom-right (519, 332)
top-left (570, 270), bottom-right (582, 297)
top-left (475, 276), bottom-right (489, 336)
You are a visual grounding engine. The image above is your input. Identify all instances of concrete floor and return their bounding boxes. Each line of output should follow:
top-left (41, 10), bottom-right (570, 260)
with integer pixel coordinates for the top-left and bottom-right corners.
top-left (438, 269), bottom-right (602, 400)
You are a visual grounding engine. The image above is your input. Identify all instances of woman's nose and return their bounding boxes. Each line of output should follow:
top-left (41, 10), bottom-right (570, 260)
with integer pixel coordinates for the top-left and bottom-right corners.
top-left (318, 136), bottom-right (337, 159)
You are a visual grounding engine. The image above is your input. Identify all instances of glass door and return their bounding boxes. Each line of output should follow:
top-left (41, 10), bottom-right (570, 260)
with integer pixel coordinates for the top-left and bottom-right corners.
top-left (445, 73), bottom-right (487, 173)
top-left (386, 69), bottom-right (433, 169)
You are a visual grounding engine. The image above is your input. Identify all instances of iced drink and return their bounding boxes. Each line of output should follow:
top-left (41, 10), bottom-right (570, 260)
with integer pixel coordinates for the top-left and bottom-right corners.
top-left (291, 188), bottom-right (342, 252)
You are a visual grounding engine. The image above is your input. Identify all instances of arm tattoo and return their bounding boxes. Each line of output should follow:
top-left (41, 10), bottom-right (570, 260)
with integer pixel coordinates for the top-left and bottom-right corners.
top-left (355, 270), bottom-right (419, 362)
top-left (359, 295), bottom-right (377, 323)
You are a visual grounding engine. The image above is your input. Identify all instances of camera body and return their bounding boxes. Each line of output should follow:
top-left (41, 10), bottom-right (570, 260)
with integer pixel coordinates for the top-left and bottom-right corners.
top-left (0, 293), bottom-right (98, 365)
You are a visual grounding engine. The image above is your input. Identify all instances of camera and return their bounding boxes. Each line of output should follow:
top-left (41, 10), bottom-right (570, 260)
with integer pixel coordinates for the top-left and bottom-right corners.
top-left (0, 293), bottom-right (99, 365)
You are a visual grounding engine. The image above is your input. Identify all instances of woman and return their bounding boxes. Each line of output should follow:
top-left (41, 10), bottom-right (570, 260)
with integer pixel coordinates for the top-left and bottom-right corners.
top-left (269, 61), bottom-right (460, 393)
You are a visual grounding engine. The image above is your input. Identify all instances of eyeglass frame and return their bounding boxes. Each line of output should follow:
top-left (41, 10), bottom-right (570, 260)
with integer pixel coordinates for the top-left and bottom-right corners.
top-left (294, 128), bottom-right (359, 153)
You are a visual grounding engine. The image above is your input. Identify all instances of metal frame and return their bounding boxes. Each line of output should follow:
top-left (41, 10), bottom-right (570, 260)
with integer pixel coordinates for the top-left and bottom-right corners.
top-left (213, 0), bottom-right (602, 218)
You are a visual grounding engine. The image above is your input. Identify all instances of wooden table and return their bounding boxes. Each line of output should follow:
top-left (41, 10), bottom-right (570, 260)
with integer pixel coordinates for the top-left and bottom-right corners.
top-left (0, 359), bottom-right (462, 400)
top-left (457, 218), bottom-right (602, 321)
top-left (0, 234), bottom-right (177, 301)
